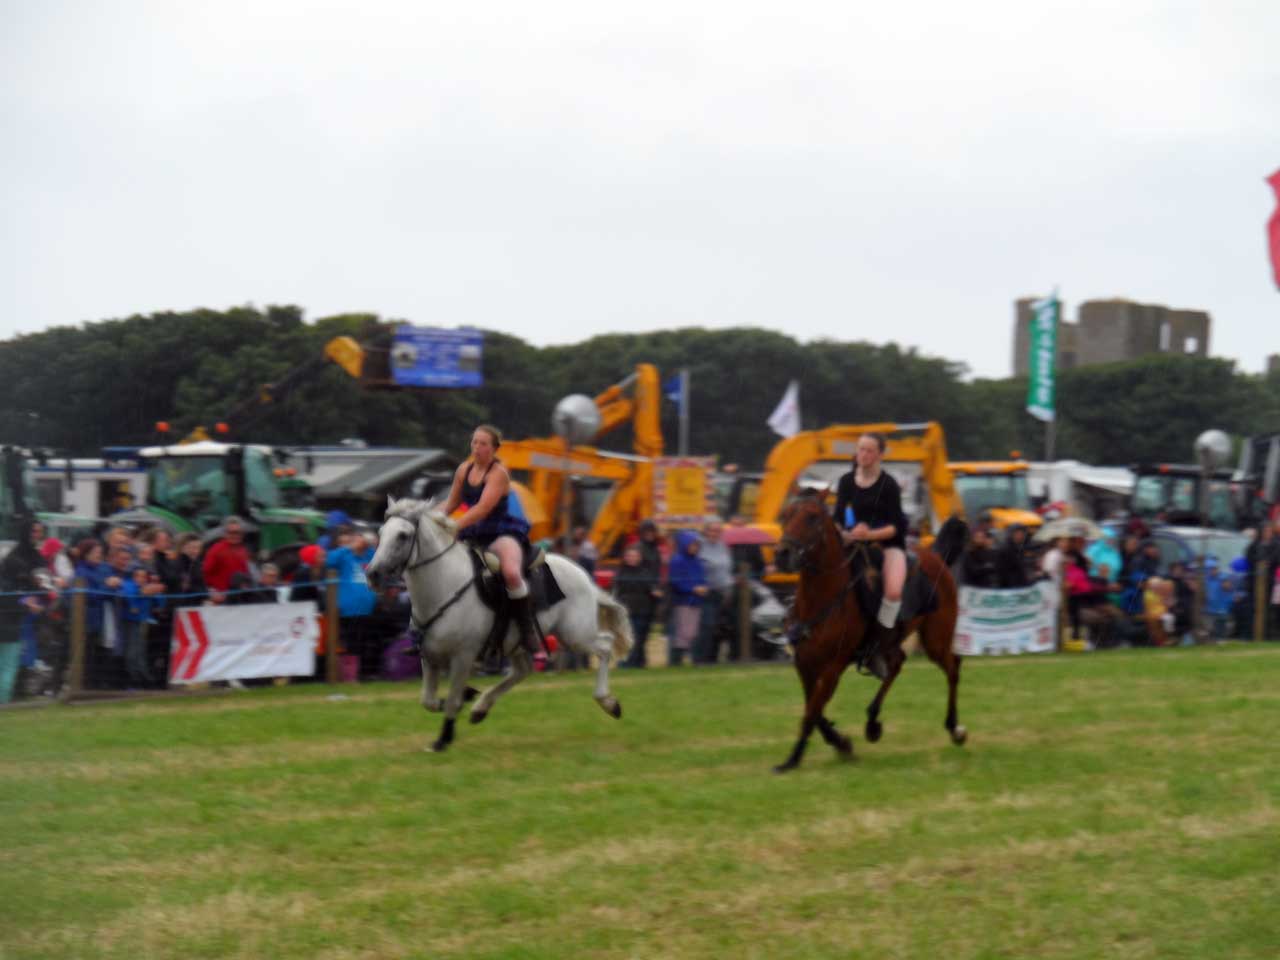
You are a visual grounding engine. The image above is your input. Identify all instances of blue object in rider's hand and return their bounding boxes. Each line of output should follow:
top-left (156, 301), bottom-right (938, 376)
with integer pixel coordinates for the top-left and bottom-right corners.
top-left (844, 506), bottom-right (855, 528)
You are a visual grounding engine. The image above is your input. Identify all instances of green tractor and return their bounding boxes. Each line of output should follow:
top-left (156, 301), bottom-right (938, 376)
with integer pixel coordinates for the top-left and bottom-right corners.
top-left (114, 441), bottom-right (326, 554)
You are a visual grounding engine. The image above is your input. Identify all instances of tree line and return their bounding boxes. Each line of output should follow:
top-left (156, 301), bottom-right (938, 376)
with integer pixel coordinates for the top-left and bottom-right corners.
top-left (2, 304), bottom-right (1277, 468)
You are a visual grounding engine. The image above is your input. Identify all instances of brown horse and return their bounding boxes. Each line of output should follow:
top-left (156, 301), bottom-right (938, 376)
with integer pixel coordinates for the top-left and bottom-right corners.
top-left (771, 493), bottom-right (969, 773)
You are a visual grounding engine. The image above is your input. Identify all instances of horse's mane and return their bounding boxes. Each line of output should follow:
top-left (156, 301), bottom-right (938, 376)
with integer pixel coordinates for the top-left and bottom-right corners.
top-left (385, 498), bottom-right (457, 534)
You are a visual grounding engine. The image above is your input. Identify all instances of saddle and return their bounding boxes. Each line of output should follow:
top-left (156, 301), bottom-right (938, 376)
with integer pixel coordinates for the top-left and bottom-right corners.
top-left (468, 544), bottom-right (562, 606)
top-left (848, 545), bottom-right (941, 626)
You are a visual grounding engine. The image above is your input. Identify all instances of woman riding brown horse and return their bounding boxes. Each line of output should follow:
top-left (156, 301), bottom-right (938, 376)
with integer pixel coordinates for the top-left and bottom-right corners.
top-left (772, 492), bottom-right (969, 773)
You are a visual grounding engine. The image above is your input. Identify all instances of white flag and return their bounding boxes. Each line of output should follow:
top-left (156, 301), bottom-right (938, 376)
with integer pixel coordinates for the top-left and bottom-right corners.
top-left (767, 380), bottom-right (800, 437)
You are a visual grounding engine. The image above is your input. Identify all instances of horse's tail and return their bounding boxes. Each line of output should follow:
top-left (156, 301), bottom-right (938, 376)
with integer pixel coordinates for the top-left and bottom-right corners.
top-left (932, 515), bottom-right (970, 567)
top-left (595, 588), bottom-right (635, 660)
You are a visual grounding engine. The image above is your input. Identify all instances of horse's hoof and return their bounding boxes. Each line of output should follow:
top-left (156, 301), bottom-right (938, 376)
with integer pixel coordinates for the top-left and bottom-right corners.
top-left (423, 699), bottom-right (444, 713)
top-left (425, 740), bottom-right (450, 753)
top-left (596, 696), bottom-right (622, 719)
top-left (835, 736), bottom-right (855, 757)
top-left (469, 709), bottom-right (488, 725)
top-left (951, 725), bottom-right (968, 746)
top-left (463, 686), bottom-right (480, 703)
top-left (773, 761), bottom-right (798, 774)
top-left (865, 719), bottom-right (883, 743)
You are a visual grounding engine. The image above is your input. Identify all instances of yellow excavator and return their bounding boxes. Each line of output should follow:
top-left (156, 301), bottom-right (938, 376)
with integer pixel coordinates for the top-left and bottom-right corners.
top-left (500, 363), bottom-right (663, 558)
top-left (732, 422), bottom-right (960, 541)
top-left (721, 422), bottom-right (962, 583)
top-left (946, 461), bottom-right (1043, 531)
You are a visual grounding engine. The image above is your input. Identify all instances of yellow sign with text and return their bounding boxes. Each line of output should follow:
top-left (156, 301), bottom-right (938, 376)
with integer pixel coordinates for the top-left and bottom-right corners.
top-left (653, 456), bottom-right (716, 527)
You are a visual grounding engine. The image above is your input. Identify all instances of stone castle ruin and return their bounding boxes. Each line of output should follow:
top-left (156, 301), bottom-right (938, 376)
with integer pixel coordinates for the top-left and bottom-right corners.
top-left (1012, 298), bottom-right (1211, 377)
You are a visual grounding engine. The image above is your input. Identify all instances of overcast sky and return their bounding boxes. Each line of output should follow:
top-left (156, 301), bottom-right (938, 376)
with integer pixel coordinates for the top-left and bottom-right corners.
top-left (3, 1), bottom-right (1278, 380)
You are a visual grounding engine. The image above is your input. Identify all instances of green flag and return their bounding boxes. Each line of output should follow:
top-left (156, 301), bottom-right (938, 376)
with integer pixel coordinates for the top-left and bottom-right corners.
top-left (1026, 296), bottom-right (1058, 422)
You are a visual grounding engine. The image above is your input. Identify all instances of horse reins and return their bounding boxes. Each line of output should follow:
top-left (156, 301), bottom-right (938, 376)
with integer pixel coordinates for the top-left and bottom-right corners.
top-left (399, 519), bottom-right (475, 636)
top-left (788, 539), bottom-right (876, 645)
top-left (404, 528), bottom-right (459, 572)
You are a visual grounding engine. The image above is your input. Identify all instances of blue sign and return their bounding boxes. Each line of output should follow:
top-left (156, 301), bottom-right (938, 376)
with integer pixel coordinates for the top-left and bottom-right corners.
top-left (390, 326), bottom-right (484, 388)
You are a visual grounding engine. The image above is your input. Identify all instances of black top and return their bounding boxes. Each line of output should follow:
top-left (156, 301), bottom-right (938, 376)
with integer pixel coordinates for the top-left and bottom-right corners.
top-left (614, 564), bottom-right (660, 618)
top-left (458, 458), bottom-right (529, 546)
top-left (962, 545), bottom-right (1001, 588)
top-left (995, 536), bottom-right (1033, 588)
top-left (832, 470), bottom-right (907, 551)
top-left (461, 460), bottom-right (497, 509)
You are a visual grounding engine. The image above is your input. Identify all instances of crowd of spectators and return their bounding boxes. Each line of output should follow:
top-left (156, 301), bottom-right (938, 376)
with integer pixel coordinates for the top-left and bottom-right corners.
top-left (608, 515), bottom-right (778, 669)
top-left (0, 510), bottom-right (411, 702)
top-left (958, 512), bottom-right (1279, 649)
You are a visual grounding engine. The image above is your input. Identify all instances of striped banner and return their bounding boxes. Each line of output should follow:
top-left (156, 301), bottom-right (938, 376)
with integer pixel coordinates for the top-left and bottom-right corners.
top-left (169, 601), bottom-right (319, 683)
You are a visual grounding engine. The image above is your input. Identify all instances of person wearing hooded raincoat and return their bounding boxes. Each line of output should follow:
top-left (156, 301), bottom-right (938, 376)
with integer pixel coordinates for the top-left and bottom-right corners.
top-left (666, 529), bottom-right (707, 666)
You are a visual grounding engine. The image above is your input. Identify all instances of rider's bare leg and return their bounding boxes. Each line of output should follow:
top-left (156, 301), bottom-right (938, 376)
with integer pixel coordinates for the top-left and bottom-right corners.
top-left (495, 536), bottom-right (541, 656)
top-left (863, 547), bottom-right (907, 680)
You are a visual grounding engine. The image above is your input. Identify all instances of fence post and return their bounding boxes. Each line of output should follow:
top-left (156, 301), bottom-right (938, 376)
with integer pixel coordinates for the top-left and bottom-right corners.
top-left (736, 563), bottom-right (753, 662)
top-left (325, 573), bottom-right (340, 684)
top-left (61, 577), bottom-right (87, 703)
top-left (1254, 563), bottom-right (1267, 643)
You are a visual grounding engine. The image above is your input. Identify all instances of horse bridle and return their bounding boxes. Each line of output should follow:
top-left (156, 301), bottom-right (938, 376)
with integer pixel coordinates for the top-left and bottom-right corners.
top-left (400, 518), bottom-right (459, 573)
top-left (393, 517), bottom-right (474, 636)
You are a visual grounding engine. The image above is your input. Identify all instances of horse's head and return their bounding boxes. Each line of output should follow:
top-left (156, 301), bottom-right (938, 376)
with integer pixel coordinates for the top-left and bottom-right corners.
top-left (366, 496), bottom-right (455, 588)
top-left (775, 491), bottom-right (837, 574)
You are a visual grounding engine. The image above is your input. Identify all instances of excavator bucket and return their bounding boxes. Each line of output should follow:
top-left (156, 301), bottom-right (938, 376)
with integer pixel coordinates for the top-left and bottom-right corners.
top-left (324, 336), bottom-right (365, 379)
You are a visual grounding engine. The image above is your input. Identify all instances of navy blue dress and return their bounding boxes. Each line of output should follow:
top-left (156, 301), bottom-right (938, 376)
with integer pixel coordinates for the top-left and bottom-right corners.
top-left (457, 459), bottom-right (531, 551)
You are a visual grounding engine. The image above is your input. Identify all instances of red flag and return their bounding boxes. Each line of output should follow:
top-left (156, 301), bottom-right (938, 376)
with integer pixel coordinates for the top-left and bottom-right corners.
top-left (1268, 169), bottom-right (1280, 289)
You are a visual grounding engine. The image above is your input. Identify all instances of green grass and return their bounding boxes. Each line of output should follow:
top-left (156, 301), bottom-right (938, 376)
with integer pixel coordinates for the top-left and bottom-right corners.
top-left (3, 645), bottom-right (1279, 960)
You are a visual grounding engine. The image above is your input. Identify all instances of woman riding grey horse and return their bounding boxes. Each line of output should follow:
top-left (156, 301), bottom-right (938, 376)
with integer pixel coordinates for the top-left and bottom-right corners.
top-left (433, 424), bottom-right (540, 655)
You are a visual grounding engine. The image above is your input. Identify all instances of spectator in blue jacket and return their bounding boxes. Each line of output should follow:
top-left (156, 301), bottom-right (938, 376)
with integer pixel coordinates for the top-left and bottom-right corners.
top-left (72, 539), bottom-right (125, 688)
top-left (1203, 556), bottom-right (1234, 639)
top-left (326, 527), bottom-right (378, 679)
top-left (667, 529), bottom-right (708, 666)
top-left (317, 510), bottom-right (353, 550)
top-left (121, 567), bottom-right (155, 688)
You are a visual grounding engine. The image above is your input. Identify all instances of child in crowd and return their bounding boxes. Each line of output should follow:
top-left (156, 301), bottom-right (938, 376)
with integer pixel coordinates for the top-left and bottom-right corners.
top-left (614, 543), bottom-right (662, 669)
top-left (121, 567), bottom-right (154, 688)
top-left (1142, 577), bottom-right (1176, 646)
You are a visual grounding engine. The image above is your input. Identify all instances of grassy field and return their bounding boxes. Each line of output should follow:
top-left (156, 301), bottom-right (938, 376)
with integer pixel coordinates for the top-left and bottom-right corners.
top-left (3, 645), bottom-right (1279, 960)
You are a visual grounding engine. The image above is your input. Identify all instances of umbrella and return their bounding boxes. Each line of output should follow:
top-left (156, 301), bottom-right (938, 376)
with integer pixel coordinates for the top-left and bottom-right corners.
top-left (722, 524), bottom-right (776, 546)
top-left (1032, 517), bottom-right (1105, 543)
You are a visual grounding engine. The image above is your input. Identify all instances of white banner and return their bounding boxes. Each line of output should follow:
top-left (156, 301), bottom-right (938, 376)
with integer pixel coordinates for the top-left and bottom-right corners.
top-left (168, 602), bottom-right (319, 684)
top-left (952, 583), bottom-right (1059, 656)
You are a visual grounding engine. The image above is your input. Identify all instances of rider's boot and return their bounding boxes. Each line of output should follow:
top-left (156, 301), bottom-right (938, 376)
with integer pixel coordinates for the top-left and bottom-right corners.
top-left (858, 598), bottom-right (902, 681)
top-left (507, 584), bottom-right (543, 657)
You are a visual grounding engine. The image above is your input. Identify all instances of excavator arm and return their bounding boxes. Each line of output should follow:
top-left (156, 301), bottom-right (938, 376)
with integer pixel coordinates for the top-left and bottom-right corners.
top-left (502, 364), bottom-right (664, 556)
top-left (177, 336), bottom-right (365, 443)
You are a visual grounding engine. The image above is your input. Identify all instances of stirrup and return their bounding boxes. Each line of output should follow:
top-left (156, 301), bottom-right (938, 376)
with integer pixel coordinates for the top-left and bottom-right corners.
top-left (855, 623), bottom-right (893, 680)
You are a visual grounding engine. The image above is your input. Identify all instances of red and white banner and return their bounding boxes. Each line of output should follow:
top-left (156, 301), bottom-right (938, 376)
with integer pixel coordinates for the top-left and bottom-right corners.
top-left (168, 602), bottom-right (319, 684)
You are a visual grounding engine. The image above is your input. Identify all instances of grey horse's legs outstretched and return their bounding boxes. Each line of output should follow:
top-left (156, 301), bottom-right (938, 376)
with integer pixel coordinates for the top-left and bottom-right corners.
top-left (428, 655), bottom-right (477, 752)
top-left (469, 647), bottom-right (534, 724)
